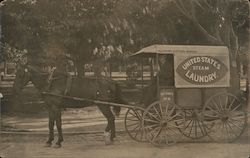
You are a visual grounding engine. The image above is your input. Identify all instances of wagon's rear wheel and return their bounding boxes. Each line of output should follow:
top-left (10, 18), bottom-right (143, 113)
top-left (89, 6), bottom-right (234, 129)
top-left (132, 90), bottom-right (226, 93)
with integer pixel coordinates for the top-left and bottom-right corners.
top-left (202, 93), bottom-right (247, 143)
top-left (180, 109), bottom-right (209, 139)
top-left (125, 108), bottom-right (146, 142)
top-left (142, 101), bottom-right (185, 146)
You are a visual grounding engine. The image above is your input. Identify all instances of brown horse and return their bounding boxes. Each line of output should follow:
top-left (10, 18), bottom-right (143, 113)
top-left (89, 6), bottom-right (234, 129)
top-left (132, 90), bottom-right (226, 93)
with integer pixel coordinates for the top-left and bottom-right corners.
top-left (12, 64), bottom-right (126, 148)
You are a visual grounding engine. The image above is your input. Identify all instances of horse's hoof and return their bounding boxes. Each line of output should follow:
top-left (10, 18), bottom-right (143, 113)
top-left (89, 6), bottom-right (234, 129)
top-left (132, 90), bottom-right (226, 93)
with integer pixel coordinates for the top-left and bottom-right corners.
top-left (44, 143), bottom-right (52, 147)
top-left (104, 132), bottom-right (112, 145)
top-left (105, 140), bottom-right (113, 145)
top-left (53, 143), bottom-right (62, 148)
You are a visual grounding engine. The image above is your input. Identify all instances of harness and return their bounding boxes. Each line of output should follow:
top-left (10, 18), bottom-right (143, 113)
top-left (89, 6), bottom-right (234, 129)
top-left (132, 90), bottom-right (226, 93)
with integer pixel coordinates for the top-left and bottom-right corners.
top-left (47, 67), bottom-right (72, 96)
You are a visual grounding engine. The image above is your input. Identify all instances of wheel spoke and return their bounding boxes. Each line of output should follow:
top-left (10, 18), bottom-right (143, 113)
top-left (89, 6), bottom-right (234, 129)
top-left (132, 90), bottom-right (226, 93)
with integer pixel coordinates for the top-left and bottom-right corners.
top-left (128, 111), bottom-right (138, 119)
top-left (194, 121), bottom-right (198, 137)
top-left (228, 118), bottom-right (245, 127)
top-left (218, 95), bottom-right (223, 110)
top-left (164, 126), bottom-right (175, 144)
top-left (168, 112), bottom-right (180, 121)
top-left (145, 124), bottom-right (160, 129)
top-left (205, 105), bottom-right (221, 115)
top-left (204, 113), bottom-right (220, 119)
top-left (165, 103), bottom-right (170, 117)
top-left (183, 120), bottom-right (192, 130)
top-left (153, 105), bottom-right (162, 119)
top-left (225, 95), bottom-right (229, 109)
top-left (168, 121), bottom-right (183, 128)
top-left (225, 122), bottom-right (239, 138)
top-left (130, 124), bottom-right (140, 133)
top-left (129, 110), bottom-right (142, 120)
top-left (133, 110), bottom-right (141, 120)
top-left (227, 97), bottom-right (236, 110)
top-left (152, 127), bottom-right (162, 142)
top-left (211, 98), bottom-right (221, 111)
top-left (230, 103), bottom-right (242, 112)
top-left (221, 122), bottom-right (226, 140)
top-left (166, 125), bottom-right (179, 135)
top-left (144, 118), bottom-right (160, 124)
top-left (230, 112), bottom-right (246, 120)
top-left (146, 111), bottom-right (161, 121)
top-left (159, 103), bottom-right (164, 118)
top-left (230, 117), bottom-right (246, 123)
top-left (197, 120), bottom-right (207, 136)
top-left (133, 126), bottom-right (142, 138)
top-left (127, 122), bottom-right (140, 127)
top-left (227, 120), bottom-right (244, 130)
top-left (188, 121), bottom-right (195, 137)
top-left (148, 126), bottom-right (160, 137)
top-left (126, 118), bottom-right (139, 121)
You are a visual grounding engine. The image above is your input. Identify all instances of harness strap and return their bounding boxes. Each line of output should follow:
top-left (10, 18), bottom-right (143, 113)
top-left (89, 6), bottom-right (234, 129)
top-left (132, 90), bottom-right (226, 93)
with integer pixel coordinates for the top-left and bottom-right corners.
top-left (46, 67), bottom-right (57, 91)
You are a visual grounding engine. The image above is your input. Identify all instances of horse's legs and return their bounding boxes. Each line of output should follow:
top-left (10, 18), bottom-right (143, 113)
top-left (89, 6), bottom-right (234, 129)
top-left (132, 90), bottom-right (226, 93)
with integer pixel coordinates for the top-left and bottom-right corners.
top-left (109, 115), bottom-right (116, 141)
top-left (45, 109), bottom-right (55, 146)
top-left (54, 108), bottom-right (63, 147)
top-left (98, 105), bottom-right (116, 142)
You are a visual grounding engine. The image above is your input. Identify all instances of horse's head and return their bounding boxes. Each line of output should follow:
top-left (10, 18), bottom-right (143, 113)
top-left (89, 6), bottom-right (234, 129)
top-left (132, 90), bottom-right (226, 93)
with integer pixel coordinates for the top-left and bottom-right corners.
top-left (12, 64), bottom-right (32, 95)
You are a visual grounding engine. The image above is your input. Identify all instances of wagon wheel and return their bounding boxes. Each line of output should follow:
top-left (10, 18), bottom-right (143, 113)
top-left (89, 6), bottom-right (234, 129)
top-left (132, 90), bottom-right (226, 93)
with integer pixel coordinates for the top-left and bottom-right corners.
top-left (142, 101), bottom-right (185, 146)
top-left (180, 109), bottom-right (209, 139)
top-left (125, 108), bottom-right (146, 142)
top-left (202, 93), bottom-right (247, 143)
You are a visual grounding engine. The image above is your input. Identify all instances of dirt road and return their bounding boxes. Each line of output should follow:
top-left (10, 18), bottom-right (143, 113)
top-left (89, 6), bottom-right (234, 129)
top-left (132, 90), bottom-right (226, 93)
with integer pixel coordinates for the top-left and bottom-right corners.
top-left (1, 128), bottom-right (250, 158)
top-left (1, 101), bottom-right (250, 158)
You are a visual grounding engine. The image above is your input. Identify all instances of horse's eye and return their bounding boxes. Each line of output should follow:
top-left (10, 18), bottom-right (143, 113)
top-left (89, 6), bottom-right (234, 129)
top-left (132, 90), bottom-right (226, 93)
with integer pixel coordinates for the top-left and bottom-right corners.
top-left (24, 68), bottom-right (28, 72)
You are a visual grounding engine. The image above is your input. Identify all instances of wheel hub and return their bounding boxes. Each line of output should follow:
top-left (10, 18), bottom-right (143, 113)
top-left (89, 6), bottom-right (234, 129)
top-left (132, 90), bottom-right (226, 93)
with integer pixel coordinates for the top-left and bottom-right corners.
top-left (160, 120), bottom-right (168, 127)
top-left (221, 116), bottom-right (229, 122)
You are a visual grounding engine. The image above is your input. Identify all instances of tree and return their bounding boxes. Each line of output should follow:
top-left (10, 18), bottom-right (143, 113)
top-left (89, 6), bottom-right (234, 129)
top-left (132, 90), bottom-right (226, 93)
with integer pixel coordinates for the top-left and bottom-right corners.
top-left (172, 0), bottom-right (249, 91)
top-left (1, 0), bottom-right (249, 81)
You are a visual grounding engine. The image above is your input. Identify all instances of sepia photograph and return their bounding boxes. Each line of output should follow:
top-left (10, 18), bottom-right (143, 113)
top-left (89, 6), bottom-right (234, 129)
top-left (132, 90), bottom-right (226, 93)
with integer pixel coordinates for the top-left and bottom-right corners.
top-left (0, 0), bottom-right (249, 157)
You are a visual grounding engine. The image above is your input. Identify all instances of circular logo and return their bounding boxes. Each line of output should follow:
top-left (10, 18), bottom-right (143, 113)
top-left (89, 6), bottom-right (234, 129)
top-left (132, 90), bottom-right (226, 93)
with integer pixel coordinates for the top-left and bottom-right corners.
top-left (176, 56), bottom-right (228, 85)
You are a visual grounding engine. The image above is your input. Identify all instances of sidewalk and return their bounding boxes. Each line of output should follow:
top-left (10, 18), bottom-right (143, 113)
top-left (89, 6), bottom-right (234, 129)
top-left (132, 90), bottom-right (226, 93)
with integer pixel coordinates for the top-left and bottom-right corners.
top-left (1, 107), bottom-right (127, 134)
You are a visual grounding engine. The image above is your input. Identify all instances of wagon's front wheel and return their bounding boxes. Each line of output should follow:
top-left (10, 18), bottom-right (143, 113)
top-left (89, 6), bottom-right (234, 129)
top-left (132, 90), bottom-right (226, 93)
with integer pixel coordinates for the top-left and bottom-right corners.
top-left (125, 108), bottom-right (146, 142)
top-left (180, 109), bottom-right (209, 139)
top-left (202, 93), bottom-right (247, 143)
top-left (142, 101), bottom-right (185, 146)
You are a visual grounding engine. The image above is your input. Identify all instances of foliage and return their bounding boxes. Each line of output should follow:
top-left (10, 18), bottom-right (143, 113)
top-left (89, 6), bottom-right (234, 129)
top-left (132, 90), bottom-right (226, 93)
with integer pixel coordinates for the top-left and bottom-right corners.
top-left (1, 0), bottom-right (249, 75)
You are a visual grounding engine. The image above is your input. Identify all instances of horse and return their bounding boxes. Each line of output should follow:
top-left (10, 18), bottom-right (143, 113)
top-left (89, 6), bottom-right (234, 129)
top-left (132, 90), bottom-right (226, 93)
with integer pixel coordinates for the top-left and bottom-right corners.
top-left (12, 64), bottom-right (126, 148)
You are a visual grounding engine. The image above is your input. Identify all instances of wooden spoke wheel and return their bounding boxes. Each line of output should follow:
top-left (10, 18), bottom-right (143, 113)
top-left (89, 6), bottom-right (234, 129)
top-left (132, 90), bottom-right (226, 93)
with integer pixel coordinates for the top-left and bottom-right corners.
top-left (142, 101), bottom-right (185, 146)
top-left (180, 109), bottom-right (209, 139)
top-left (202, 93), bottom-right (247, 143)
top-left (125, 108), bottom-right (146, 142)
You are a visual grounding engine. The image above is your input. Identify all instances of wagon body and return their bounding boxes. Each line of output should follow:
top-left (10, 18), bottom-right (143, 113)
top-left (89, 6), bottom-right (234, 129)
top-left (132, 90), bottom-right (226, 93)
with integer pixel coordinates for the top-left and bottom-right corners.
top-left (133, 45), bottom-right (232, 107)
top-left (125, 45), bottom-right (247, 146)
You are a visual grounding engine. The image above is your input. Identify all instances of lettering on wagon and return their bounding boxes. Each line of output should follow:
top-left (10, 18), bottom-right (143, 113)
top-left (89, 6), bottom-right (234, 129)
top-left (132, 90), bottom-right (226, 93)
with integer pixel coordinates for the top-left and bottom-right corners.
top-left (176, 56), bottom-right (228, 85)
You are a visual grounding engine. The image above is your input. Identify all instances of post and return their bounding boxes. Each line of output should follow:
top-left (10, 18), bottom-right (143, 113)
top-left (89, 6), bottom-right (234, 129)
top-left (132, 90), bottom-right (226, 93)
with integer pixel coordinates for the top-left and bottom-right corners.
top-left (0, 93), bottom-right (3, 132)
top-left (156, 54), bottom-right (159, 100)
top-left (141, 58), bottom-right (144, 89)
top-left (4, 61), bottom-right (7, 75)
top-left (109, 62), bottom-right (112, 78)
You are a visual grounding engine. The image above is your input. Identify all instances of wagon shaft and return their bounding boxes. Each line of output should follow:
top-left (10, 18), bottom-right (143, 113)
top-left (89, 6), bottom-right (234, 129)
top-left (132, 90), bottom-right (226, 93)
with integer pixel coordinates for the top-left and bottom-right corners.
top-left (41, 92), bottom-right (145, 111)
